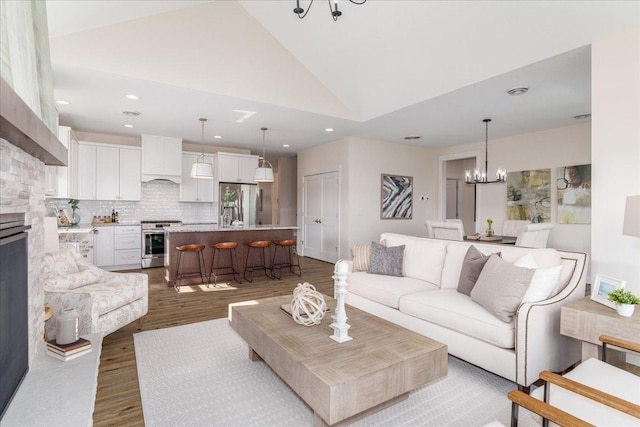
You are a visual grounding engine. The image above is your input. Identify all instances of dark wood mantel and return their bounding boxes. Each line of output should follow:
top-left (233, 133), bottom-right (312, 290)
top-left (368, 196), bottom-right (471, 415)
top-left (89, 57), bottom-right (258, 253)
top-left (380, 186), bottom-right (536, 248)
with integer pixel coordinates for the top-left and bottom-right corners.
top-left (0, 77), bottom-right (67, 166)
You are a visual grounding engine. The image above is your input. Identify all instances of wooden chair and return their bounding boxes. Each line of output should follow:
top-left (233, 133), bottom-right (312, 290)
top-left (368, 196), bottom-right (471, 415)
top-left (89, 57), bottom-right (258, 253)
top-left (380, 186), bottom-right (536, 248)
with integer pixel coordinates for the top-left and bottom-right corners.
top-left (508, 335), bottom-right (640, 426)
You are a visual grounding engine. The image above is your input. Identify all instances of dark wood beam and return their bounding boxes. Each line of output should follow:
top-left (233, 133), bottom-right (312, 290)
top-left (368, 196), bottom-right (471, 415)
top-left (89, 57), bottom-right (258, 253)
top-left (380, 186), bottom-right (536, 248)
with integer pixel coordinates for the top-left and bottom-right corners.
top-left (0, 77), bottom-right (67, 166)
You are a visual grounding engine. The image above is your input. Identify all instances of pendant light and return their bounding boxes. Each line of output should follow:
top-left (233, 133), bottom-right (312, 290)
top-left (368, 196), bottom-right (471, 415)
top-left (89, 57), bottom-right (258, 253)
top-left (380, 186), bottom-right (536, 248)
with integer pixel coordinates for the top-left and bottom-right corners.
top-left (190, 118), bottom-right (214, 179)
top-left (293, 0), bottom-right (367, 21)
top-left (254, 127), bottom-right (274, 182)
top-left (465, 119), bottom-right (506, 184)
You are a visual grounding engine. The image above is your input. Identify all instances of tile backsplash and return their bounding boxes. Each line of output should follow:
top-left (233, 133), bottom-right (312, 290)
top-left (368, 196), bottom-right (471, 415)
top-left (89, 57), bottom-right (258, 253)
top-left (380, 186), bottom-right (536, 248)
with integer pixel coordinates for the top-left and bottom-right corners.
top-left (49, 180), bottom-right (217, 223)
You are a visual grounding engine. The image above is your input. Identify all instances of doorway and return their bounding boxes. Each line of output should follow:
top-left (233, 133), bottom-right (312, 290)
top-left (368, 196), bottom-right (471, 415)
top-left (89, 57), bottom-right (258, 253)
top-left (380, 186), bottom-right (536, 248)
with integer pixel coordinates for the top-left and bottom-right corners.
top-left (440, 154), bottom-right (478, 235)
top-left (302, 171), bottom-right (339, 263)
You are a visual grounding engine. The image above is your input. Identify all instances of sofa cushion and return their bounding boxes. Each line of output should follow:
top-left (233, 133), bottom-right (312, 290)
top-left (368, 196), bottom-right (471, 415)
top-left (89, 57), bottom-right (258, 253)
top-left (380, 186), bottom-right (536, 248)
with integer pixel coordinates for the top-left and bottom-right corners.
top-left (79, 282), bottom-right (147, 316)
top-left (441, 242), bottom-right (500, 290)
top-left (399, 289), bottom-right (516, 348)
top-left (368, 241), bottom-right (404, 276)
top-left (514, 253), bottom-right (563, 303)
top-left (457, 246), bottom-right (498, 296)
top-left (347, 271), bottom-right (438, 309)
top-left (471, 255), bottom-right (534, 322)
top-left (381, 233), bottom-right (447, 285)
top-left (351, 244), bottom-right (371, 272)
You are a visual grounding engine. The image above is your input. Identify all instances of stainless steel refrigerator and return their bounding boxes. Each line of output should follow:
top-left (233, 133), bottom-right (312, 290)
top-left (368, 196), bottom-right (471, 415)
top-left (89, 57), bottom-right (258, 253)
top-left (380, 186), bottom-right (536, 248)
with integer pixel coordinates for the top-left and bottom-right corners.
top-left (219, 183), bottom-right (258, 226)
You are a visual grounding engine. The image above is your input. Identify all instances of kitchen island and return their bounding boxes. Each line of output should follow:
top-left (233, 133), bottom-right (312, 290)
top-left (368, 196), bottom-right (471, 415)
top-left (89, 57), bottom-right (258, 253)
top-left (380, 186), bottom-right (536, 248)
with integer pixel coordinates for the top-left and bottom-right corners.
top-left (164, 225), bottom-right (299, 286)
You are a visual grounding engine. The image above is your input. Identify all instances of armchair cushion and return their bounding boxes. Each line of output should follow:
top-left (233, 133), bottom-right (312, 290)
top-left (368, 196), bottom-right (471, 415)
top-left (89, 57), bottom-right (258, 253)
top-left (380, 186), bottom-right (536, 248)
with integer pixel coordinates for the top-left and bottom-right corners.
top-left (44, 269), bottom-right (103, 290)
top-left (81, 279), bottom-right (147, 315)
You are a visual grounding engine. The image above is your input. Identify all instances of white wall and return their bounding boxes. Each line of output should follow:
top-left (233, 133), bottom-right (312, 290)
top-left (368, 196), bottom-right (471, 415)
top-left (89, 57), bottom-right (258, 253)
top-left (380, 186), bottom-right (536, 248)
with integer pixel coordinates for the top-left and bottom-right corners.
top-left (434, 123), bottom-right (591, 255)
top-left (277, 156), bottom-right (297, 226)
top-left (591, 28), bottom-right (640, 294)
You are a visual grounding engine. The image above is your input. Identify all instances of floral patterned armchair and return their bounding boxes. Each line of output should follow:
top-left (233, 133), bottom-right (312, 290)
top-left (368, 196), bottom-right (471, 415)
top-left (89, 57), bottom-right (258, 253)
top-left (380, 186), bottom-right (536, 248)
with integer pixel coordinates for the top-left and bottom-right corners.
top-left (43, 243), bottom-right (148, 339)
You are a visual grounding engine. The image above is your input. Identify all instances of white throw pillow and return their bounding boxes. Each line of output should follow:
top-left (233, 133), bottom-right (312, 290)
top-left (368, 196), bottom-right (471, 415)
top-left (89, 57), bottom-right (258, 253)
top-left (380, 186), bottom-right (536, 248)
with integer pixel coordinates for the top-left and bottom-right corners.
top-left (514, 254), bottom-right (563, 303)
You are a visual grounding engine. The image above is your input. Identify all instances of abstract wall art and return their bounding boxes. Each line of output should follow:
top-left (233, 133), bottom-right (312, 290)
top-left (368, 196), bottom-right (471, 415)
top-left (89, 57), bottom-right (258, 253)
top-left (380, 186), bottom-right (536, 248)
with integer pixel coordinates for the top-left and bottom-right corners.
top-left (506, 169), bottom-right (551, 223)
top-left (556, 164), bottom-right (591, 224)
top-left (381, 174), bottom-right (413, 219)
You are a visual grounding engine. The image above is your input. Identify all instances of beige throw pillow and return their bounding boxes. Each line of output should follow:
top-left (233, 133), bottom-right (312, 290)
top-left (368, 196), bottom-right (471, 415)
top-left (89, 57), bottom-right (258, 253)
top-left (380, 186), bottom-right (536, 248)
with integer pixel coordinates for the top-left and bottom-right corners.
top-left (470, 254), bottom-right (535, 322)
top-left (351, 244), bottom-right (372, 272)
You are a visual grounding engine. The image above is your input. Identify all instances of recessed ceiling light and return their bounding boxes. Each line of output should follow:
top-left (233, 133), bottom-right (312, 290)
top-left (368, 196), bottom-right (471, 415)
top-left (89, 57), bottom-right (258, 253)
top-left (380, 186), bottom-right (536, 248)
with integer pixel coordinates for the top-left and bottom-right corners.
top-left (282, 144), bottom-right (290, 148)
top-left (124, 124), bottom-right (134, 128)
top-left (123, 111), bottom-right (141, 117)
top-left (125, 94), bottom-right (140, 100)
top-left (573, 113), bottom-right (591, 120)
top-left (325, 128), bottom-right (334, 132)
top-left (56, 100), bottom-right (70, 105)
top-left (404, 135), bottom-right (422, 140)
top-left (507, 86), bottom-right (529, 96)
top-left (214, 135), bottom-right (222, 139)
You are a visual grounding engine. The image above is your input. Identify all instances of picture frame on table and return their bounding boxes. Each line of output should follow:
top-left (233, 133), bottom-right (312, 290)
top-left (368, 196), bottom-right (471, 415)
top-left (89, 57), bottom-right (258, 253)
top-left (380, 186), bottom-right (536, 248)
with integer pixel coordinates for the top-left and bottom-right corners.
top-left (590, 274), bottom-right (626, 309)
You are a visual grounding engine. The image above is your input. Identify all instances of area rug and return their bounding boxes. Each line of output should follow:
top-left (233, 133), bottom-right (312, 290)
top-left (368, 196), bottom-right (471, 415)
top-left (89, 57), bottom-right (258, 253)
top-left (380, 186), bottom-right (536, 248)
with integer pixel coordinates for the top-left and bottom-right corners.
top-left (134, 319), bottom-right (515, 426)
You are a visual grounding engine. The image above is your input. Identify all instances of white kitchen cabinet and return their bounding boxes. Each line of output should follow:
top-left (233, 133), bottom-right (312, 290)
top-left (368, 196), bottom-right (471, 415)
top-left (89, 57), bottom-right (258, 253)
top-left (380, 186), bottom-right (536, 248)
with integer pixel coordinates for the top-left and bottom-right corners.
top-left (180, 152), bottom-right (215, 202)
top-left (216, 153), bottom-right (259, 183)
top-left (45, 125), bottom-right (77, 198)
top-left (76, 142), bottom-right (97, 200)
top-left (95, 225), bottom-right (141, 271)
top-left (141, 134), bottom-right (182, 183)
top-left (94, 227), bottom-right (114, 267)
top-left (96, 146), bottom-right (141, 201)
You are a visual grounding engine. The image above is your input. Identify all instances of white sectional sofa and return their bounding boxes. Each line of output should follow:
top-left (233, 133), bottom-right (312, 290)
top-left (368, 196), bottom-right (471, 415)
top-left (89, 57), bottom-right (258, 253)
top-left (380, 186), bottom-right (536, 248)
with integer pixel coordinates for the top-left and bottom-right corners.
top-left (344, 233), bottom-right (588, 390)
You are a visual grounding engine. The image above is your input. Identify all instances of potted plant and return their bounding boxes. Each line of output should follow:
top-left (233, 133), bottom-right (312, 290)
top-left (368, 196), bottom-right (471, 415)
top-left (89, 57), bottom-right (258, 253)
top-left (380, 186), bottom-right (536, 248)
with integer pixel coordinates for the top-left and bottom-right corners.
top-left (486, 218), bottom-right (494, 237)
top-left (607, 288), bottom-right (640, 317)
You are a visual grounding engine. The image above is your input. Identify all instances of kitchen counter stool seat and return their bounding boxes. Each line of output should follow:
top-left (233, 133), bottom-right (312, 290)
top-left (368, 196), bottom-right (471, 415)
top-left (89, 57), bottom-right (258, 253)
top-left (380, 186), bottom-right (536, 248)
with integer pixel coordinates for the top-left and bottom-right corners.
top-left (209, 241), bottom-right (241, 285)
top-left (271, 239), bottom-right (301, 279)
top-left (175, 243), bottom-right (207, 291)
top-left (243, 240), bottom-right (273, 282)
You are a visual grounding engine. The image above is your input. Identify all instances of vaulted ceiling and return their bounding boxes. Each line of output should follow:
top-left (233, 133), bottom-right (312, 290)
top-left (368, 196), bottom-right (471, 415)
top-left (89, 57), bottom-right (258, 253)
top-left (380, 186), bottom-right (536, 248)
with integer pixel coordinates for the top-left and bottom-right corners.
top-left (46, 1), bottom-right (639, 155)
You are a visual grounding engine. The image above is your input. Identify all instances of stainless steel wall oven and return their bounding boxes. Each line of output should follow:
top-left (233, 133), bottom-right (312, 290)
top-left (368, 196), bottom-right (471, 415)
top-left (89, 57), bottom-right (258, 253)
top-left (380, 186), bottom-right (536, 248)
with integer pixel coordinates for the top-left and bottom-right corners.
top-left (141, 220), bottom-right (182, 268)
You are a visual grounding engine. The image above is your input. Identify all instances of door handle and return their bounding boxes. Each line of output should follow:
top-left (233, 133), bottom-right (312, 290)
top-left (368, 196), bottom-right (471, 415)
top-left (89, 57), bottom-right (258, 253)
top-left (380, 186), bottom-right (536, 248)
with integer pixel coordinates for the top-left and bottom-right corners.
top-left (314, 219), bottom-right (322, 224)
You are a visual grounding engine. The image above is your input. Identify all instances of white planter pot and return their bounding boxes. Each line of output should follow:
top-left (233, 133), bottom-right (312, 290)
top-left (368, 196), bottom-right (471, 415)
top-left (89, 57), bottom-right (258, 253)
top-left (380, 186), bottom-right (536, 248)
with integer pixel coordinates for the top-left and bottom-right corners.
top-left (616, 303), bottom-right (635, 317)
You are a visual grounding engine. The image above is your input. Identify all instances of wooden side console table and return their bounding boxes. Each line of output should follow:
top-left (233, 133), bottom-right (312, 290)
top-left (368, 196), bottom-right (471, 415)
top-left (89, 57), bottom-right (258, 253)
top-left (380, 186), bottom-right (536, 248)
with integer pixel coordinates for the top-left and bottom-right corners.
top-left (561, 297), bottom-right (640, 368)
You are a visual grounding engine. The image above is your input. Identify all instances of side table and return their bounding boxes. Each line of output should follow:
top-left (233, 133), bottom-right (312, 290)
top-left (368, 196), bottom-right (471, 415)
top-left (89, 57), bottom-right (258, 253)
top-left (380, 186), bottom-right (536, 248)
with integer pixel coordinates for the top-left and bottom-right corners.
top-left (561, 297), bottom-right (640, 368)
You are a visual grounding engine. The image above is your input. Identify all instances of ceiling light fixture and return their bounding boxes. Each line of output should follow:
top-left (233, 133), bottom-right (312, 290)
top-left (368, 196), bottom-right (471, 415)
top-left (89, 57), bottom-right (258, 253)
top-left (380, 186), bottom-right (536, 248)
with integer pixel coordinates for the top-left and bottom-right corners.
top-left (214, 135), bottom-right (222, 139)
top-left (55, 100), bottom-right (70, 105)
top-left (190, 118), bottom-right (214, 180)
top-left (283, 144), bottom-right (290, 148)
top-left (254, 127), bottom-right (274, 183)
top-left (123, 111), bottom-right (141, 117)
top-left (124, 124), bottom-right (134, 128)
top-left (294, 0), bottom-right (367, 21)
top-left (125, 94), bottom-right (140, 100)
top-left (507, 86), bottom-right (529, 96)
top-left (325, 128), bottom-right (334, 132)
top-left (465, 119), bottom-right (506, 184)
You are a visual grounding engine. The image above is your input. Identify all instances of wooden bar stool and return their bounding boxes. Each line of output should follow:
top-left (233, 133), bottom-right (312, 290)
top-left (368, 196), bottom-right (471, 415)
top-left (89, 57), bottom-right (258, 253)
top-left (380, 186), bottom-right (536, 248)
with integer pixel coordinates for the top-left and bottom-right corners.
top-left (209, 242), bottom-right (241, 285)
top-left (175, 243), bottom-right (207, 292)
top-left (271, 239), bottom-right (301, 279)
top-left (243, 240), bottom-right (273, 282)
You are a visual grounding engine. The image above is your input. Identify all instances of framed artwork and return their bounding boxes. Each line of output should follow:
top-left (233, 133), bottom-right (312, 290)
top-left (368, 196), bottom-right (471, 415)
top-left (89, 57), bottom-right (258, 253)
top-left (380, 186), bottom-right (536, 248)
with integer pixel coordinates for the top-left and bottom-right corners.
top-left (381, 174), bottom-right (413, 219)
top-left (506, 169), bottom-right (551, 223)
top-left (591, 274), bottom-right (626, 309)
top-left (556, 164), bottom-right (591, 224)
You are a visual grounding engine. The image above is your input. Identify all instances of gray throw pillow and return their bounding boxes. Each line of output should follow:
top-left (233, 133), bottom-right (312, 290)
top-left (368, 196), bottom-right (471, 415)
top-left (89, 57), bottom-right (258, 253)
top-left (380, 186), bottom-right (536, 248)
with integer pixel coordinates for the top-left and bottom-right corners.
top-left (368, 241), bottom-right (405, 277)
top-left (470, 255), bottom-right (535, 322)
top-left (457, 246), bottom-right (499, 296)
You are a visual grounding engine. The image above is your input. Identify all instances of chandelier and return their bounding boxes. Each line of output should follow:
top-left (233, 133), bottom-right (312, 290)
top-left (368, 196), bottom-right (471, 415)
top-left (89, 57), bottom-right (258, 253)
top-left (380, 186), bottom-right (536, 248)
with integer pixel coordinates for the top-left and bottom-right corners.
top-left (254, 127), bottom-right (274, 183)
top-left (190, 118), bottom-right (214, 179)
top-left (465, 119), bottom-right (506, 185)
top-left (294, 0), bottom-right (367, 21)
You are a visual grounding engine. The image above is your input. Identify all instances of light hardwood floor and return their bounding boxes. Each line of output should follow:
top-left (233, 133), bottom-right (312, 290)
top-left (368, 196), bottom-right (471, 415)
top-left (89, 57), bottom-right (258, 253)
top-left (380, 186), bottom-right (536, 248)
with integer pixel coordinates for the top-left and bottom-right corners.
top-left (93, 256), bottom-right (335, 426)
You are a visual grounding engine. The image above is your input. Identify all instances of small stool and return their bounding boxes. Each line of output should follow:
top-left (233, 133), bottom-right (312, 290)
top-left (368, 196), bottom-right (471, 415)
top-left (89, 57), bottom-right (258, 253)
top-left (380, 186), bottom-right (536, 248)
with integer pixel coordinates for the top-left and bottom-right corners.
top-left (209, 242), bottom-right (241, 285)
top-left (271, 239), bottom-right (301, 279)
top-left (175, 244), bottom-right (207, 292)
top-left (243, 240), bottom-right (272, 282)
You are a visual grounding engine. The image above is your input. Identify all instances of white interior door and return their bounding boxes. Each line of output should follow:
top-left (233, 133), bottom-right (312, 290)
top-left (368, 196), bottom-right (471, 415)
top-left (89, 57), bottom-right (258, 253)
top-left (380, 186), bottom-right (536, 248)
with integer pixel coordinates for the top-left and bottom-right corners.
top-left (303, 171), bottom-right (339, 263)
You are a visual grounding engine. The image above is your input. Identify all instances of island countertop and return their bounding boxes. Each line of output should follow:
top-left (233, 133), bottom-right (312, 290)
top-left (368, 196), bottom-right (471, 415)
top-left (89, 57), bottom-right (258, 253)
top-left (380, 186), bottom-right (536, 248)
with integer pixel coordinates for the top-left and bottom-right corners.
top-left (165, 224), bottom-right (299, 233)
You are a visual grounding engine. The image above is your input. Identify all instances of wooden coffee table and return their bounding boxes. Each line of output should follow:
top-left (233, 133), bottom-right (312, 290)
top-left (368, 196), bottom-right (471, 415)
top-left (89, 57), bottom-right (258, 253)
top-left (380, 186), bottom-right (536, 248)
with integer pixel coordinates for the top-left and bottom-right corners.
top-left (229, 295), bottom-right (448, 426)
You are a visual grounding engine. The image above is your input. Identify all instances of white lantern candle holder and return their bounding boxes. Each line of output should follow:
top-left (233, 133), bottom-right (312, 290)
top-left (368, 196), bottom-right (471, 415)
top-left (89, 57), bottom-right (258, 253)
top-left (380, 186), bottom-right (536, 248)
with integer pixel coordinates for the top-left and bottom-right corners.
top-left (330, 260), bottom-right (352, 343)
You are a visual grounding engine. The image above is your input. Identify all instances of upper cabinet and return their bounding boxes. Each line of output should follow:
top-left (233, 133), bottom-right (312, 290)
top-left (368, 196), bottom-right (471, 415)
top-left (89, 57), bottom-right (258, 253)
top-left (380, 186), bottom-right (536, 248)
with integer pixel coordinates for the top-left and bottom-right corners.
top-left (216, 152), bottom-right (259, 184)
top-left (45, 125), bottom-right (78, 198)
top-left (141, 134), bottom-right (182, 183)
top-left (180, 152), bottom-right (215, 202)
top-left (76, 142), bottom-right (141, 201)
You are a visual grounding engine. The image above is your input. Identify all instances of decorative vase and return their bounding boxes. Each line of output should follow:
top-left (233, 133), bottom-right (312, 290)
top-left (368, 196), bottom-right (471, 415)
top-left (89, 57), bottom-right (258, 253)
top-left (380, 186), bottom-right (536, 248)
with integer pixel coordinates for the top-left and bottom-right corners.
top-left (56, 308), bottom-right (79, 344)
top-left (486, 227), bottom-right (494, 237)
top-left (70, 209), bottom-right (81, 226)
top-left (616, 303), bottom-right (635, 317)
